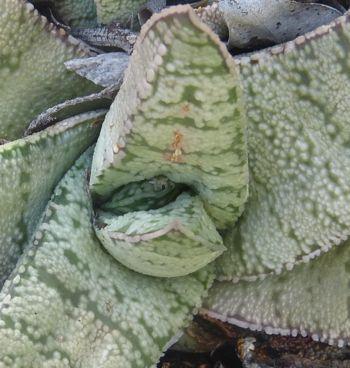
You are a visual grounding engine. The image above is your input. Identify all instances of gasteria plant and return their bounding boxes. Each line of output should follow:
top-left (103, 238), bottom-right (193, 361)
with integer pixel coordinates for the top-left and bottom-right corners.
top-left (1, 0), bottom-right (350, 366)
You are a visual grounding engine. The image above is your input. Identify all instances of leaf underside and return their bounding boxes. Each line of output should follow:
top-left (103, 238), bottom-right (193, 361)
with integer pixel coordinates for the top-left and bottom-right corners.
top-left (0, 151), bottom-right (214, 367)
top-left (90, 5), bottom-right (248, 230)
top-left (0, 0), bottom-right (98, 140)
top-left (217, 14), bottom-right (350, 280)
top-left (0, 110), bottom-right (104, 286)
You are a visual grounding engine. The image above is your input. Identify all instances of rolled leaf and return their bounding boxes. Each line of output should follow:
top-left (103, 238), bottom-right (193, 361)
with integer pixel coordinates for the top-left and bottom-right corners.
top-left (95, 193), bottom-right (225, 277)
top-left (0, 110), bottom-right (104, 285)
top-left (0, 150), bottom-right (215, 366)
top-left (90, 5), bottom-right (248, 230)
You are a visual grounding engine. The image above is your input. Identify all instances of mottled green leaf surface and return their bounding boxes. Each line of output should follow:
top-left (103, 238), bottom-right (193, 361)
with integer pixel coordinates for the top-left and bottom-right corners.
top-left (94, 0), bottom-right (147, 25)
top-left (90, 6), bottom-right (248, 230)
top-left (217, 15), bottom-right (350, 280)
top-left (95, 193), bottom-right (225, 277)
top-left (0, 151), bottom-right (214, 367)
top-left (0, 0), bottom-right (98, 140)
top-left (205, 236), bottom-right (350, 347)
top-left (0, 110), bottom-right (104, 286)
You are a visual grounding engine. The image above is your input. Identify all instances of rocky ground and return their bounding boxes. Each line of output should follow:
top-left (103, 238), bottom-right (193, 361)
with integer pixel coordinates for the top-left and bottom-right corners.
top-left (159, 315), bottom-right (350, 368)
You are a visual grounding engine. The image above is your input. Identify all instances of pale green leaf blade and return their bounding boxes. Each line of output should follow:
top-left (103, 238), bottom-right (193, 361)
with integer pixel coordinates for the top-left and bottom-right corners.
top-left (0, 110), bottom-right (104, 285)
top-left (0, 0), bottom-right (98, 140)
top-left (90, 5), bottom-right (248, 230)
top-left (204, 238), bottom-right (350, 348)
top-left (95, 193), bottom-right (225, 277)
top-left (0, 151), bottom-right (214, 367)
top-left (217, 15), bottom-right (350, 279)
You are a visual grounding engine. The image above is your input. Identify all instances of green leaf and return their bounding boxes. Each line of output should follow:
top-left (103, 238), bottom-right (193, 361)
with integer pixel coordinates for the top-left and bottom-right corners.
top-left (100, 176), bottom-right (182, 214)
top-left (0, 150), bottom-right (214, 366)
top-left (32, 0), bottom-right (98, 27)
top-left (217, 15), bottom-right (350, 279)
top-left (94, 0), bottom-right (147, 25)
top-left (0, 0), bottom-right (99, 140)
top-left (0, 110), bottom-right (104, 285)
top-left (90, 5), bottom-right (248, 230)
top-left (204, 237), bottom-right (350, 347)
top-left (95, 193), bottom-right (225, 277)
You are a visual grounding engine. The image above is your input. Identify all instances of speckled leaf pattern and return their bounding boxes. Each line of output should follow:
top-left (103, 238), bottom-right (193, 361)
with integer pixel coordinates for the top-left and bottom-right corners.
top-left (94, 0), bottom-right (147, 25)
top-left (95, 193), bottom-right (225, 277)
top-left (0, 0), bottom-right (98, 140)
top-left (217, 15), bottom-right (350, 280)
top-left (0, 151), bottom-right (214, 367)
top-left (0, 110), bottom-right (104, 286)
top-left (204, 237), bottom-right (350, 347)
top-left (90, 6), bottom-right (248, 230)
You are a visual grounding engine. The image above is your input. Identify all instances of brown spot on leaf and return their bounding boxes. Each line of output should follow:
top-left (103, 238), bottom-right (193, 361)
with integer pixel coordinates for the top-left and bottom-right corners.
top-left (180, 102), bottom-right (190, 117)
top-left (165, 130), bottom-right (184, 163)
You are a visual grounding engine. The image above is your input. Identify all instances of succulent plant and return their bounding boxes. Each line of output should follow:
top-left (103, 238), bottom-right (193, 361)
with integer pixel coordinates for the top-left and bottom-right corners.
top-left (2, 0), bottom-right (350, 366)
